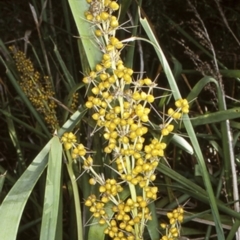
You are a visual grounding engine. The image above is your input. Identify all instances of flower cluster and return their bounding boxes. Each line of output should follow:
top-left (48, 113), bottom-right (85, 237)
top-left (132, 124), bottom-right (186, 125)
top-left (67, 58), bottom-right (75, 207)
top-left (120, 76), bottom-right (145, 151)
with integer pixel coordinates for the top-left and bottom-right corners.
top-left (78, 0), bottom-right (189, 239)
top-left (160, 207), bottom-right (184, 240)
top-left (9, 46), bottom-right (59, 129)
top-left (61, 0), bottom-right (189, 239)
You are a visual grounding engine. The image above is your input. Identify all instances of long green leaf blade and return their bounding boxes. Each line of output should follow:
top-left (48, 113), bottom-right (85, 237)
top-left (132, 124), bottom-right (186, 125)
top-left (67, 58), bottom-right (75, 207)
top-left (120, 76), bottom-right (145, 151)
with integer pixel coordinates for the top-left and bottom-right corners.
top-left (68, 0), bottom-right (102, 70)
top-left (0, 140), bottom-right (51, 240)
top-left (40, 136), bottom-right (63, 240)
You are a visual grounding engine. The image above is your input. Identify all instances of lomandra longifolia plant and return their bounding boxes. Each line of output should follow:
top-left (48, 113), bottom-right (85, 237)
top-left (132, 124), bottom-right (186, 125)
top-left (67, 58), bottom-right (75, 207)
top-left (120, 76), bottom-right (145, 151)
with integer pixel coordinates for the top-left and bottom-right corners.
top-left (62, 0), bottom-right (188, 240)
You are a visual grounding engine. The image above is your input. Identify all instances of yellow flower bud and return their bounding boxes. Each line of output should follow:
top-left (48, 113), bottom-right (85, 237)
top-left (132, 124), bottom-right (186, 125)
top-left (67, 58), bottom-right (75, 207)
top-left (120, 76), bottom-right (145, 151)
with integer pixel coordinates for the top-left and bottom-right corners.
top-left (100, 11), bottom-right (109, 20)
top-left (109, 1), bottom-right (119, 10)
top-left (95, 29), bottom-right (102, 37)
top-left (64, 142), bottom-right (72, 150)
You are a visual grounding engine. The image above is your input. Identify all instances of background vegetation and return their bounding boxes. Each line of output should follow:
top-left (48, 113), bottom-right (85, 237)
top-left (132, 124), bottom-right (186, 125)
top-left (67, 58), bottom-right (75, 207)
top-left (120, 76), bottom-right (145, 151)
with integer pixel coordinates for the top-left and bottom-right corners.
top-left (0, 0), bottom-right (240, 239)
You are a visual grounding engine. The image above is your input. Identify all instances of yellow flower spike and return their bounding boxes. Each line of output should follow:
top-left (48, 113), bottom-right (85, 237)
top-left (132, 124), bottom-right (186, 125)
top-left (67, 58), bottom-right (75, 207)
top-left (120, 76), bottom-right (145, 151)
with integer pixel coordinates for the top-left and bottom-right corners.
top-left (167, 212), bottom-right (173, 219)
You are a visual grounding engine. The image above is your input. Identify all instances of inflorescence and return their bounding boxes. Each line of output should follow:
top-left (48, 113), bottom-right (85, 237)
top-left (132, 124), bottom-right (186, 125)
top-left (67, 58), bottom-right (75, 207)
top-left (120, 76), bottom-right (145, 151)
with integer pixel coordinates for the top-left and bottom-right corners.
top-left (8, 1), bottom-right (188, 239)
top-left (9, 46), bottom-right (59, 129)
top-left (61, 0), bottom-right (189, 239)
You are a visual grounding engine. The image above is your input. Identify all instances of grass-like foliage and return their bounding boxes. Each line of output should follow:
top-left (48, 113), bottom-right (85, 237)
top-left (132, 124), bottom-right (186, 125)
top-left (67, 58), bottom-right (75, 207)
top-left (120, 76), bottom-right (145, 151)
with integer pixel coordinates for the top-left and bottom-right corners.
top-left (0, 0), bottom-right (240, 240)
